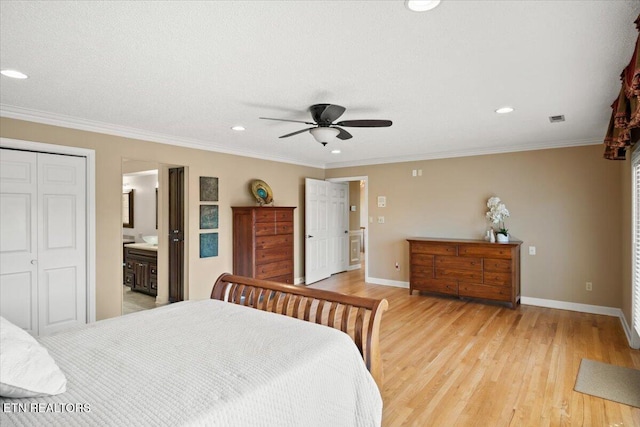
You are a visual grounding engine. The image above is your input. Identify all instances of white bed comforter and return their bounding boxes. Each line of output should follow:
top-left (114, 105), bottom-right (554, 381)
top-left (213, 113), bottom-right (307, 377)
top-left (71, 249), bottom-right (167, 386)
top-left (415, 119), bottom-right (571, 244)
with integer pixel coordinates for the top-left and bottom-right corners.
top-left (1, 299), bottom-right (382, 426)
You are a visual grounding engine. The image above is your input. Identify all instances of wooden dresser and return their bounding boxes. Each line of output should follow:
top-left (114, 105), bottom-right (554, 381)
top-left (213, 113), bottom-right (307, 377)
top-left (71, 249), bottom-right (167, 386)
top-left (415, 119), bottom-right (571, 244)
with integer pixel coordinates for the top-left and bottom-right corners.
top-left (407, 237), bottom-right (522, 308)
top-left (232, 206), bottom-right (295, 284)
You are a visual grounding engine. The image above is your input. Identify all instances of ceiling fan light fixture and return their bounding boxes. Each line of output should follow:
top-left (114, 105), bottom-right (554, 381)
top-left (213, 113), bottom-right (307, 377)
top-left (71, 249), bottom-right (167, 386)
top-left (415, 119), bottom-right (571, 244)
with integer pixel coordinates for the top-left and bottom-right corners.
top-left (405, 0), bottom-right (441, 12)
top-left (310, 127), bottom-right (340, 144)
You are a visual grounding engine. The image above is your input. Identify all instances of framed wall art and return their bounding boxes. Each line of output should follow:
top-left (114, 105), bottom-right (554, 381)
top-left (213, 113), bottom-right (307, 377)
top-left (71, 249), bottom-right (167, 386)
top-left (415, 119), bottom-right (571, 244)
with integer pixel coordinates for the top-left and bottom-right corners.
top-left (200, 177), bottom-right (219, 202)
top-left (200, 205), bottom-right (219, 229)
top-left (200, 232), bottom-right (219, 258)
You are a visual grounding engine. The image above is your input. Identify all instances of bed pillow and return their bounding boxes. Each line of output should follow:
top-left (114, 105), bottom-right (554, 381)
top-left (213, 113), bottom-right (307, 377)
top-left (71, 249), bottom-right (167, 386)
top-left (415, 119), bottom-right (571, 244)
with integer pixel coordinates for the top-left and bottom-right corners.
top-left (0, 316), bottom-right (67, 398)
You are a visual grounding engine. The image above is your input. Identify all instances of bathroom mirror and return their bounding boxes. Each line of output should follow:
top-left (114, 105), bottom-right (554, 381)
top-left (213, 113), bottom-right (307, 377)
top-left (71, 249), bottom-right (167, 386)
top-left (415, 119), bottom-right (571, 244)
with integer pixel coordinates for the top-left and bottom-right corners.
top-left (123, 190), bottom-right (134, 228)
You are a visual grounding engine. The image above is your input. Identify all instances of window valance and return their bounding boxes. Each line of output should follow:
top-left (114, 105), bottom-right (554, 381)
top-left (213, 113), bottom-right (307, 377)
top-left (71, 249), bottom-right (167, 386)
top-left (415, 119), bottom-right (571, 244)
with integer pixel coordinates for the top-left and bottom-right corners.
top-left (604, 15), bottom-right (640, 160)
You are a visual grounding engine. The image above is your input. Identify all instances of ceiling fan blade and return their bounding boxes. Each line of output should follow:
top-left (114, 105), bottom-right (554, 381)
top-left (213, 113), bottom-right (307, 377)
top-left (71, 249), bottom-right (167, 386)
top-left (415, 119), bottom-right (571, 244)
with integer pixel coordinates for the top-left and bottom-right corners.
top-left (320, 104), bottom-right (346, 123)
top-left (260, 117), bottom-right (315, 125)
top-left (335, 119), bottom-right (392, 127)
top-left (335, 127), bottom-right (353, 140)
top-left (279, 127), bottom-right (315, 138)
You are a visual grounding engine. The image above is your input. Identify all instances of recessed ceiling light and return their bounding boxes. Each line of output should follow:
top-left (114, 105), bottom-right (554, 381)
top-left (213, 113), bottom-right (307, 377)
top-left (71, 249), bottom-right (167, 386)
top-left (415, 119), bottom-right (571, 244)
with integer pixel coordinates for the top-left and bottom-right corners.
top-left (331, 149), bottom-right (341, 154)
top-left (495, 107), bottom-right (514, 114)
top-left (231, 125), bottom-right (245, 131)
top-left (1, 69), bottom-right (28, 79)
top-left (405, 0), bottom-right (441, 12)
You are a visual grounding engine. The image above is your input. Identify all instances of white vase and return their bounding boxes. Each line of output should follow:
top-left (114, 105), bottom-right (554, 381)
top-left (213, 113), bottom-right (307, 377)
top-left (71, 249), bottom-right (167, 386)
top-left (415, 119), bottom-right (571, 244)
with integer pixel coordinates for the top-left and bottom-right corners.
top-left (489, 230), bottom-right (496, 243)
top-left (496, 233), bottom-right (509, 243)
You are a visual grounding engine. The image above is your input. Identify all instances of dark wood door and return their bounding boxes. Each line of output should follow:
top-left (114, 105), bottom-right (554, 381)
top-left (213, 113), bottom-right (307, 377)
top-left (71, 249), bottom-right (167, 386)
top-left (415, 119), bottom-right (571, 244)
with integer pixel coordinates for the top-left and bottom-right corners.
top-left (168, 167), bottom-right (184, 302)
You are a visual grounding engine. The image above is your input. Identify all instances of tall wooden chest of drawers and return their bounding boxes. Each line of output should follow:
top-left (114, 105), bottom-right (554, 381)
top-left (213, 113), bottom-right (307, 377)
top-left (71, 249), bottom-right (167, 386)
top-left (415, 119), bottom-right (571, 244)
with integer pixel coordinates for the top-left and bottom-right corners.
top-left (407, 237), bottom-right (521, 308)
top-left (232, 206), bottom-right (295, 284)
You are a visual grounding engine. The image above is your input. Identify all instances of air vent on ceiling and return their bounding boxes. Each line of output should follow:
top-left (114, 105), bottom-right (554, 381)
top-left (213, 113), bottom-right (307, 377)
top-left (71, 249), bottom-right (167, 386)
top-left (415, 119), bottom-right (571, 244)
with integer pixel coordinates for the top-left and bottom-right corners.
top-left (549, 115), bottom-right (565, 123)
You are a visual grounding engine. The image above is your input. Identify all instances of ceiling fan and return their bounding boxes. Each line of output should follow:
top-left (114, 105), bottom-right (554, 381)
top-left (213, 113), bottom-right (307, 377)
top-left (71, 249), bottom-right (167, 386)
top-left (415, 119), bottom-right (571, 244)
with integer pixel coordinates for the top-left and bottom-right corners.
top-left (259, 104), bottom-right (392, 146)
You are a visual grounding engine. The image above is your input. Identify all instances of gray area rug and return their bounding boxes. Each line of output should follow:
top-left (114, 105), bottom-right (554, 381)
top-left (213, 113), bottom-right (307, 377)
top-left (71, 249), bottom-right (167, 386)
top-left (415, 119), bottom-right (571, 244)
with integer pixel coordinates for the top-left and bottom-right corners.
top-left (574, 359), bottom-right (640, 408)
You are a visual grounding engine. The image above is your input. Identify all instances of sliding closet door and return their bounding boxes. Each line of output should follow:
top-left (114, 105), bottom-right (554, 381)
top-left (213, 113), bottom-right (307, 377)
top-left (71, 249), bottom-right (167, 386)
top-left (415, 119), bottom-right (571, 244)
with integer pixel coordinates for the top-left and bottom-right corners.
top-left (0, 149), bottom-right (86, 335)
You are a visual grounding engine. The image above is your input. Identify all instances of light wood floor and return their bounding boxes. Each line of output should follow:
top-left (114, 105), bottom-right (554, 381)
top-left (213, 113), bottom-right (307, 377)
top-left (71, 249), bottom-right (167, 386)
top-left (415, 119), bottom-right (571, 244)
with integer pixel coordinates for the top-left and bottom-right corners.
top-left (311, 267), bottom-right (640, 427)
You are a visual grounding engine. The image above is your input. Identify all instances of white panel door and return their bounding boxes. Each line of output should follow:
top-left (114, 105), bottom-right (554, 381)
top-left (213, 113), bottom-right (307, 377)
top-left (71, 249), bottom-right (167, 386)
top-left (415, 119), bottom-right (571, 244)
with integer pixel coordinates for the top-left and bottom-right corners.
top-left (305, 178), bottom-right (330, 285)
top-left (38, 153), bottom-right (86, 335)
top-left (0, 149), bottom-right (86, 336)
top-left (329, 182), bottom-right (349, 274)
top-left (0, 149), bottom-right (38, 334)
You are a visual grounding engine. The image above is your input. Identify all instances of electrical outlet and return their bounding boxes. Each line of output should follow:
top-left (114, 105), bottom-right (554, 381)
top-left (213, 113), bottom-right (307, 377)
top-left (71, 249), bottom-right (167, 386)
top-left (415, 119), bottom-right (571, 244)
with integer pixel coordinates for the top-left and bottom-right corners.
top-left (586, 282), bottom-right (592, 291)
top-left (529, 246), bottom-right (536, 255)
top-left (412, 169), bottom-right (417, 177)
top-left (378, 216), bottom-right (385, 224)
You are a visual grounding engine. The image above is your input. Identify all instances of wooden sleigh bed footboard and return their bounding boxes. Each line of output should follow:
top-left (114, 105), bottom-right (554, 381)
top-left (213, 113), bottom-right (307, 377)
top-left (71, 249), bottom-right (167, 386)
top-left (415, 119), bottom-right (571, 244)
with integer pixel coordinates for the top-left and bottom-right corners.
top-left (211, 273), bottom-right (389, 388)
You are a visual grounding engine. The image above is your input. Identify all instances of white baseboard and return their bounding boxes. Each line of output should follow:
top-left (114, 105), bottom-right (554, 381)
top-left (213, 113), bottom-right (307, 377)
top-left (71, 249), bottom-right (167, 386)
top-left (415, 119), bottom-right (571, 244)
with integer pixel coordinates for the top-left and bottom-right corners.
top-left (619, 314), bottom-right (637, 349)
top-left (295, 277), bottom-right (305, 285)
top-left (367, 277), bottom-right (410, 289)
top-left (347, 264), bottom-right (361, 271)
top-left (520, 296), bottom-right (621, 317)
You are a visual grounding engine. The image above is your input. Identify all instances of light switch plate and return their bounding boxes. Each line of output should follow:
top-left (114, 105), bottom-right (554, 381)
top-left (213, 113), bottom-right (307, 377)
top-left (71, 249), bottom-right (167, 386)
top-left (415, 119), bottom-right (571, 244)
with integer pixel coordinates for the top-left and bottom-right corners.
top-left (377, 196), bottom-right (386, 208)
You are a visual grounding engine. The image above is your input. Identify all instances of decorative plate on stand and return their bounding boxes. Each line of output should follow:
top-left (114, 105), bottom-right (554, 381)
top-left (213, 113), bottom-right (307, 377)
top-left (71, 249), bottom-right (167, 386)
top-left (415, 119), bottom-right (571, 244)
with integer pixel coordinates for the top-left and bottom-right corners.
top-left (250, 179), bottom-right (273, 205)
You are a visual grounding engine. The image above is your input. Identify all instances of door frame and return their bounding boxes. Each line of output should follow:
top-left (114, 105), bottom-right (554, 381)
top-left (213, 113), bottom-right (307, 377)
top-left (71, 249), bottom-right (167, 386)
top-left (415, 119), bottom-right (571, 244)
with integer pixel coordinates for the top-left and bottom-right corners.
top-left (0, 137), bottom-right (96, 322)
top-left (326, 176), bottom-right (369, 282)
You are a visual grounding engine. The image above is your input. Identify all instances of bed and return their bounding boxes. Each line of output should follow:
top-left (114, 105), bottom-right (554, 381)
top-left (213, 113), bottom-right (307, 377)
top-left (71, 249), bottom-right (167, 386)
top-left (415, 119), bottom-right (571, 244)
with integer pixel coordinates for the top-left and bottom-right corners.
top-left (0, 273), bottom-right (389, 426)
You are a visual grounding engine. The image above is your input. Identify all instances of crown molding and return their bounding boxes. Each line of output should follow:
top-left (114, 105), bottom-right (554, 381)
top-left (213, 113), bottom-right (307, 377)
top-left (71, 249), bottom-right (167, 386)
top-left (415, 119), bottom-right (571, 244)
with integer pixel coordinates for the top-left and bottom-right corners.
top-left (324, 138), bottom-right (602, 169)
top-left (0, 104), bottom-right (325, 169)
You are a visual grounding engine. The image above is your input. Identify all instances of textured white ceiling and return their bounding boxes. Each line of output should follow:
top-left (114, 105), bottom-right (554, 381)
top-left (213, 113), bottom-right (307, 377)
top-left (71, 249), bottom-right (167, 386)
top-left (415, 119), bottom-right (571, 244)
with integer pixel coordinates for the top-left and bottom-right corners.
top-left (1, 1), bottom-right (638, 168)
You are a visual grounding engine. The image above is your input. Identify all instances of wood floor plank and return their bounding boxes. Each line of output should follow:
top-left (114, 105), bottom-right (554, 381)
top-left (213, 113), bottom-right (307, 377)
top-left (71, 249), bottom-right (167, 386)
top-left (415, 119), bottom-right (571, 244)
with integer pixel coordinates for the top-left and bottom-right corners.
top-left (310, 266), bottom-right (640, 426)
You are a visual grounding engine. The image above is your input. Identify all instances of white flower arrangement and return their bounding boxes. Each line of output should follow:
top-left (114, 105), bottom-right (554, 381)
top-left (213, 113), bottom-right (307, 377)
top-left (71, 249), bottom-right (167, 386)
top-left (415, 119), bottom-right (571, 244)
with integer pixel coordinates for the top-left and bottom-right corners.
top-left (486, 196), bottom-right (510, 236)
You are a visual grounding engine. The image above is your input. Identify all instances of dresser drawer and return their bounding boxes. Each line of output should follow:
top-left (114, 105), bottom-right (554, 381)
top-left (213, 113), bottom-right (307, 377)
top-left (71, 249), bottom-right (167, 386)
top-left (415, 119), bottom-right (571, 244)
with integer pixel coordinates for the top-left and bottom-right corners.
top-left (436, 268), bottom-right (483, 283)
top-left (268, 274), bottom-right (294, 284)
top-left (256, 247), bottom-right (292, 264)
top-left (459, 283), bottom-right (511, 302)
top-left (411, 242), bottom-right (457, 256)
top-left (412, 278), bottom-right (458, 296)
top-left (255, 221), bottom-right (293, 236)
top-left (256, 234), bottom-right (292, 250)
top-left (256, 260), bottom-right (293, 279)
top-left (458, 244), bottom-right (513, 259)
top-left (255, 209), bottom-right (294, 223)
top-left (483, 271), bottom-right (511, 287)
top-left (411, 265), bottom-right (434, 279)
top-left (484, 258), bottom-right (511, 272)
top-left (435, 256), bottom-right (481, 270)
top-left (411, 253), bottom-right (434, 267)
